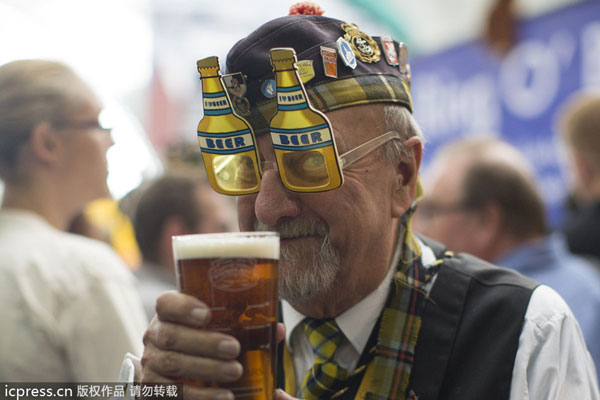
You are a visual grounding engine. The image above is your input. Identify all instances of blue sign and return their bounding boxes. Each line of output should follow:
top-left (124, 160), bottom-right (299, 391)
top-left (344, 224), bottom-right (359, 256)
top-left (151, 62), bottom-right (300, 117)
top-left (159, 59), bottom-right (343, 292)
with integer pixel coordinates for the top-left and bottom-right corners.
top-left (411, 0), bottom-right (600, 226)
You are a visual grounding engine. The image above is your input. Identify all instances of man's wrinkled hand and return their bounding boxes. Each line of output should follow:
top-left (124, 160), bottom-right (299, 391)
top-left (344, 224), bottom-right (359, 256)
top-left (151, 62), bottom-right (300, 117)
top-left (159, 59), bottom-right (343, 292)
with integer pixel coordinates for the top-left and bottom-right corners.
top-left (140, 291), bottom-right (287, 400)
top-left (140, 291), bottom-right (242, 399)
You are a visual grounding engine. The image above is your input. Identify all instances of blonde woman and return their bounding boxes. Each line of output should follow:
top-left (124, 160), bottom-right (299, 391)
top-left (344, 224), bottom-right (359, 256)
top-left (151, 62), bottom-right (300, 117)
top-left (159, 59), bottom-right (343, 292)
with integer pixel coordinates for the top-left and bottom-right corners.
top-left (0, 60), bottom-right (147, 381)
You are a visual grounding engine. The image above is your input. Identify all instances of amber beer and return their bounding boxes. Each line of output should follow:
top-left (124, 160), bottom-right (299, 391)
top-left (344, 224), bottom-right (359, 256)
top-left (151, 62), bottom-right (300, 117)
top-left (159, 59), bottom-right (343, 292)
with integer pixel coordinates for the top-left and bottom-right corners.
top-left (173, 232), bottom-right (280, 400)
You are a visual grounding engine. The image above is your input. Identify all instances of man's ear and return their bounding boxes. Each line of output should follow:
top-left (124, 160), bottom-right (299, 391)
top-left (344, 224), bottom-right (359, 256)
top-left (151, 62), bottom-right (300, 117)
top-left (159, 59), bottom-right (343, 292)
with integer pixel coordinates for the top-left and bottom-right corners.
top-left (391, 136), bottom-right (423, 218)
top-left (29, 123), bottom-right (62, 165)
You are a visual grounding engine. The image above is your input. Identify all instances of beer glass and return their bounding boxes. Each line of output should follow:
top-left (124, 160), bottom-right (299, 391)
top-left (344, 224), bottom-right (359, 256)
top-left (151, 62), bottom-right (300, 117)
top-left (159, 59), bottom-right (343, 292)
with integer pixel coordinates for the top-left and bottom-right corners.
top-left (172, 232), bottom-right (279, 400)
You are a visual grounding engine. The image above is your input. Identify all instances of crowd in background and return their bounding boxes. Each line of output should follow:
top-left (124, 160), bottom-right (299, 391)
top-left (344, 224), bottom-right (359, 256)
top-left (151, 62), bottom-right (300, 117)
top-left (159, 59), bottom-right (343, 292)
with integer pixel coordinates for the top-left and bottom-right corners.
top-left (0, 6), bottom-right (598, 389)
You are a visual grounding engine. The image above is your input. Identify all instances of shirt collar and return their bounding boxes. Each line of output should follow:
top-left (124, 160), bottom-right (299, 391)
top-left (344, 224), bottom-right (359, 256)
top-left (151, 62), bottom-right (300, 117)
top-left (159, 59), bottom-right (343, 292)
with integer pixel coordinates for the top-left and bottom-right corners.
top-left (494, 232), bottom-right (568, 273)
top-left (282, 236), bottom-right (437, 354)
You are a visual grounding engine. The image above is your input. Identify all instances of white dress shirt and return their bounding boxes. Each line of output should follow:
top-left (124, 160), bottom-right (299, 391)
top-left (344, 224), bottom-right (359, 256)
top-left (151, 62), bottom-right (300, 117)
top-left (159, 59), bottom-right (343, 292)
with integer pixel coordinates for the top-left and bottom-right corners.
top-left (283, 239), bottom-right (600, 399)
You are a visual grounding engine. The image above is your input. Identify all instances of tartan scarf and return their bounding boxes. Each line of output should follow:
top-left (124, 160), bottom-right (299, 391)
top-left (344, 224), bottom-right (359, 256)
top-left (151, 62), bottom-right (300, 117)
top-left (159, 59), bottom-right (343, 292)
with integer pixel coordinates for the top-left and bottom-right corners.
top-left (356, 223), bottom-right (442, 399)
top-left (283, 209), bottom-right (445, 399)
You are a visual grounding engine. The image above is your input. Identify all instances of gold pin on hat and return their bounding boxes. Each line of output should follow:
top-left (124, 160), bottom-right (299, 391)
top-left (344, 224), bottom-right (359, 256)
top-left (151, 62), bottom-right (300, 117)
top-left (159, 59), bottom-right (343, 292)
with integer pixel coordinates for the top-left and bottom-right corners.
top-left (341, 22), bottom-right (381, 63)
top-left (297, 60), bottom-right (316, 83)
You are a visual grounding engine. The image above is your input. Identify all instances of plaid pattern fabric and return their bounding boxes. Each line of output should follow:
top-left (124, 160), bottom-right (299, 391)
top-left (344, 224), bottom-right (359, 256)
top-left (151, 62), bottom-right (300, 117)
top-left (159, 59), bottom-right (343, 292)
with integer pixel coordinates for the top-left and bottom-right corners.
top-left (280, 205), bottom-right (445, 399)
top-left (299, 318), bottom-right (351, 399)
top-left (248, 73), bottom-right (412, 136)
top-left (361, 224), bottom-right (442, 399)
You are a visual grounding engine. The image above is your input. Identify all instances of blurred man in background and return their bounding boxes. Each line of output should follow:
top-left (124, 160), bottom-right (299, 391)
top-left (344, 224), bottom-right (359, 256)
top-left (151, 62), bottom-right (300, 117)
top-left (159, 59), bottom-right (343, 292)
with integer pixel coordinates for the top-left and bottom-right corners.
top-left (133, 173), bottom-right (236, 318)
top-left (414, 137), bottom-right (600, 379)
top-left (557, 93), bottom-right (600, 263)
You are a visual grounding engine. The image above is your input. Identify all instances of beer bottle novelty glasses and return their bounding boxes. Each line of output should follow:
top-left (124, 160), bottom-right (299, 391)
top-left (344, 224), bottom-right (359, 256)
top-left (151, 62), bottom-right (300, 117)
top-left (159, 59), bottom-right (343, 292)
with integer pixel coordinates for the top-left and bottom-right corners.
top-left (196, 57), bottom-right (262, 196)
top-left (196, 52), bottom-right (404, 195)
top-left (268, 47), bottom-right (343, 193)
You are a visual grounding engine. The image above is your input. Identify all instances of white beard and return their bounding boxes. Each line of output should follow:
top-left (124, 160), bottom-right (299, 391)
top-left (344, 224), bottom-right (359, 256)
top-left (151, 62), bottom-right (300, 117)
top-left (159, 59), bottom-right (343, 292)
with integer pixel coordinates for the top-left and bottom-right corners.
top-left (254, 218), bottom-right (341, 303)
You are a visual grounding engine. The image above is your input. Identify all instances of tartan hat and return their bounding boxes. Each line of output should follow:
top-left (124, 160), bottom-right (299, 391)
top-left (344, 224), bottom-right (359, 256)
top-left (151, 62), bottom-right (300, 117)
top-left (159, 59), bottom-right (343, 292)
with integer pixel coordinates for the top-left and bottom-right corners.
top-left (225, 14), bottom-right (412, 135)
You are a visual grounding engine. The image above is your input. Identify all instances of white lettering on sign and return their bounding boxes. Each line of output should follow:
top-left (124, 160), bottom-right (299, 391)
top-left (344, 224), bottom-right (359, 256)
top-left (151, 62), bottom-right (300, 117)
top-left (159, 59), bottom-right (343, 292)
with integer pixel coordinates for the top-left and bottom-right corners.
top-left (413, 72), bottom-right (499, 139)
top-left (582, 22), bottom-right (600, 89)
top-left (500, 39), bottom-right (560, 119)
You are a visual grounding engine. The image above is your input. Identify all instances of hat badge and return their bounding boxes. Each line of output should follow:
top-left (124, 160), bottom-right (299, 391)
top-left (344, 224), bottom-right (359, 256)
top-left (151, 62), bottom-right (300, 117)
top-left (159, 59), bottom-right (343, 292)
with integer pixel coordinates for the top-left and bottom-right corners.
top-left (222, 72), bottom-right (251, 116)
top-left (341, 22), bottom-right (380, 63)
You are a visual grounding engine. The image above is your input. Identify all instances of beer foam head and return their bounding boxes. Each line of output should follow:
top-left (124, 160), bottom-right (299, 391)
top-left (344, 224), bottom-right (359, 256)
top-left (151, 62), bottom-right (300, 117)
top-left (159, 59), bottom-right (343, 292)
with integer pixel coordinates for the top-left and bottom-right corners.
top-left (173, 232), bottom-right (280, 260)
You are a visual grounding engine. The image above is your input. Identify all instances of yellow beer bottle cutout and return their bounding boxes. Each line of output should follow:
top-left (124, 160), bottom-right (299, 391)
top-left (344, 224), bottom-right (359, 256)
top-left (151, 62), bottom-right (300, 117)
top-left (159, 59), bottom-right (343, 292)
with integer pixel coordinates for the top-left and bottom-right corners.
top-left (269, 48), bottom-right (343, 192)
top-left (196, 56), bottom-right (261, 195)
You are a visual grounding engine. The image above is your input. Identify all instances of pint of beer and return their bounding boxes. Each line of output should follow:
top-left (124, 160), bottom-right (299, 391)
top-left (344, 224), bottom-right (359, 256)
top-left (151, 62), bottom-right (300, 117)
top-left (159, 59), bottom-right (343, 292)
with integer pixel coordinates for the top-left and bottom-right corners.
top-left (172, 232), bottom-right (279, 400)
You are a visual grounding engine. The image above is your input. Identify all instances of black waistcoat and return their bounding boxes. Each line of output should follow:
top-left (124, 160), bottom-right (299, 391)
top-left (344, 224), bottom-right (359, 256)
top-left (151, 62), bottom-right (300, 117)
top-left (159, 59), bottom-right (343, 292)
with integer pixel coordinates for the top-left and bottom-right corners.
top-left (407, 238), bottom-right (539, 399)
top-left (277, 237), bottom-right (539, 399)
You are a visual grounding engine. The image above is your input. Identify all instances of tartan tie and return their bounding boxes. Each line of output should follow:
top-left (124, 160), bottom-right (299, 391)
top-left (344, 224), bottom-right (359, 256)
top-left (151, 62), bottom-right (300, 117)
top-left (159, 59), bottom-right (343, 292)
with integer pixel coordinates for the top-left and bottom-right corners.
top-left (299, 318), bottom-right (350, 399)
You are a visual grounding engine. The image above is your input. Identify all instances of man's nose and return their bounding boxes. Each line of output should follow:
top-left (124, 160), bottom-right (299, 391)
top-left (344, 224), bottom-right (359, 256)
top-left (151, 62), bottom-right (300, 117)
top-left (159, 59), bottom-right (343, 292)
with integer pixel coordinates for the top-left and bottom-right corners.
top-left (254, 170), bottom-right (301, 226)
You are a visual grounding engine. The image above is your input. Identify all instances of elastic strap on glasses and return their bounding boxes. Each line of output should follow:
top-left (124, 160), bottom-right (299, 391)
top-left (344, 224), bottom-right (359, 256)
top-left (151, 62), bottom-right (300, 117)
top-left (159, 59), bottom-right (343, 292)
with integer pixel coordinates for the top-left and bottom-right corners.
top-left (261, 131), bottom-right (403, 173)
top-left (340, 131), bottom-right (401, 168)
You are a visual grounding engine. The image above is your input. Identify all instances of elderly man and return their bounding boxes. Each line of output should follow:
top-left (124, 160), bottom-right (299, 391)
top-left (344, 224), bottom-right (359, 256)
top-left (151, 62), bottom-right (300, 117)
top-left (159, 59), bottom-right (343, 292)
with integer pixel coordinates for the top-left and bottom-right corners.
top-left (413, 137), bottom-right (600, 383)
top-left (137, 8), bottom-right (599, 400)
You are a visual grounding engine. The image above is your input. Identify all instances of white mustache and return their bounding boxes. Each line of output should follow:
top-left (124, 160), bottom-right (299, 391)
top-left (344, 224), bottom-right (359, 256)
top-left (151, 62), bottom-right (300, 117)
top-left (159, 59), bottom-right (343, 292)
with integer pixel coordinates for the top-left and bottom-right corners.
top-left (255, 218), bottom-right (340, 303)
top-left (253, 218), bottom-right (329, 240)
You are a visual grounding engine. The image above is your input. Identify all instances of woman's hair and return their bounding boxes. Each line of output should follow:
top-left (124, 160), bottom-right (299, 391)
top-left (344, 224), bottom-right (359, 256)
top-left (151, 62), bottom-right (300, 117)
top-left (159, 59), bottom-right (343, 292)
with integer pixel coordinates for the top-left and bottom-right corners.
top-left (0, 59), bottom-right (89, 181)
